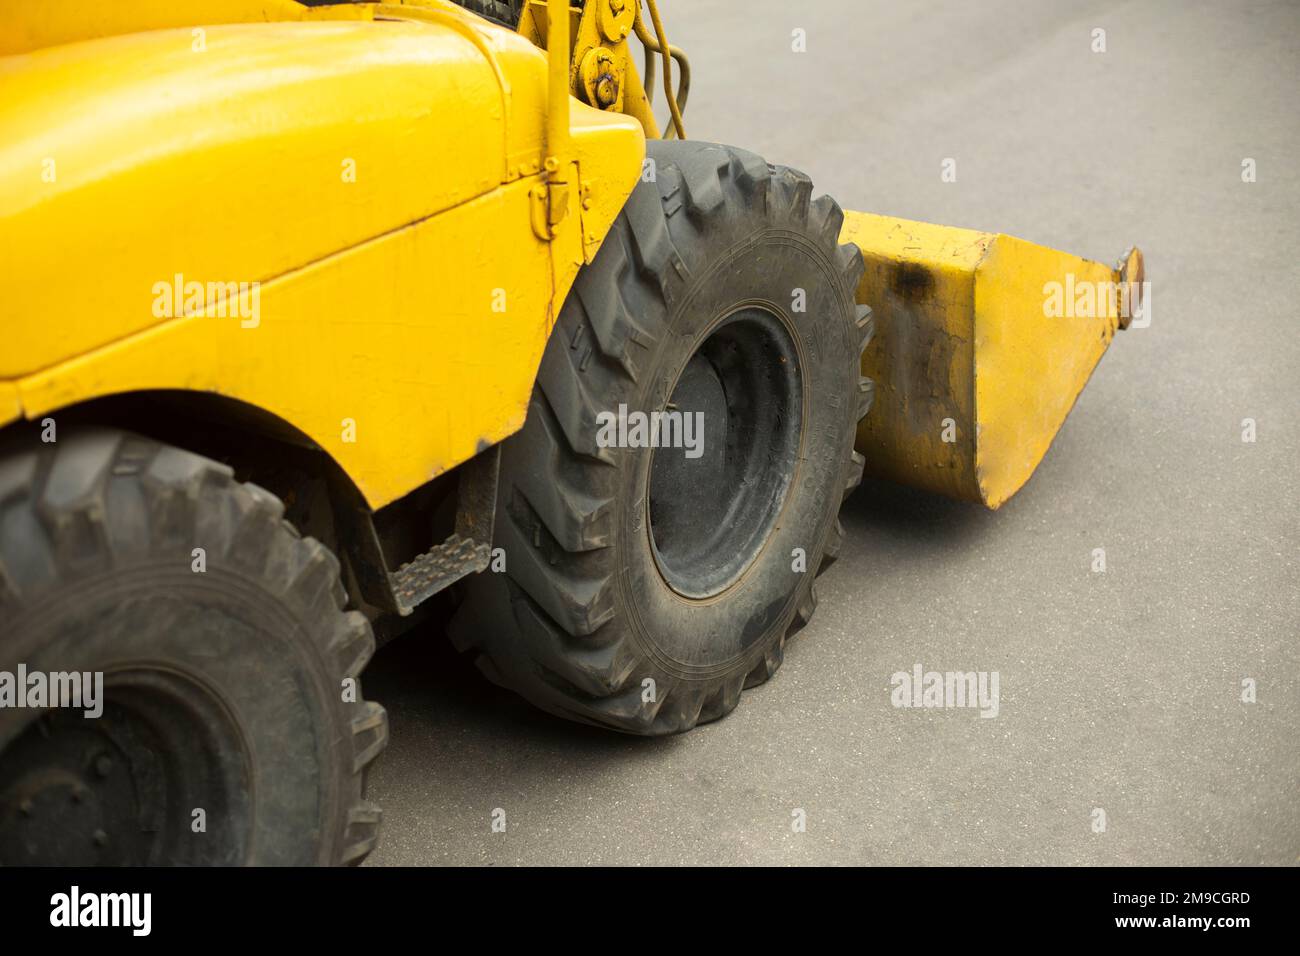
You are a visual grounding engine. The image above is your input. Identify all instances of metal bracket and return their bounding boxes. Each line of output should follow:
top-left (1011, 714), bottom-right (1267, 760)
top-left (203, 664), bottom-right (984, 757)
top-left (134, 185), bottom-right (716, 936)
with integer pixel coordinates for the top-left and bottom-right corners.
top-left (341, 445), bottom-right (501, 616)
top-left (530, 174), bottom-right (572, 240)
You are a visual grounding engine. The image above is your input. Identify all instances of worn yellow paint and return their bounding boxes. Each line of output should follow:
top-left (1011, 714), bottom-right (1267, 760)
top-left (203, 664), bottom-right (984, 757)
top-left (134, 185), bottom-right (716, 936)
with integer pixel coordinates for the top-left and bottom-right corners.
top-left (615, 57), bottom-right (662, 140)
top-left (0, 0), bottom-right (370, 56)
top-left (0, 385), bottom-right (20, 427)
top-left (519, 0), bottom-right (661, 138)
top-left (841, 212), bottom-right (1130, 509)
top-left (1, 18), bottom-right (508, 378)
top-left (0, 3), bottom-right (645, 508)
top-left (18, 179), bottom-right (552, 506)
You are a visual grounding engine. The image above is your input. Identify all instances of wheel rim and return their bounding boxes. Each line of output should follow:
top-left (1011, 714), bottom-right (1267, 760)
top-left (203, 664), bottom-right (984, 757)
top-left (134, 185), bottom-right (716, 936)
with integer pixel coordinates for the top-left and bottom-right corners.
top-left (0, 668), bottom-right (251, 865)
top-left (647, 306), bottom-right (803, 599)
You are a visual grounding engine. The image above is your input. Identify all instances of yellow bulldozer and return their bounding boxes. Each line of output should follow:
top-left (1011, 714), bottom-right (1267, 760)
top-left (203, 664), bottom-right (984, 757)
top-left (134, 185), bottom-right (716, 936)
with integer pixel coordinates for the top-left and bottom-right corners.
top-left (0, 0), bottom-right (1144, 865)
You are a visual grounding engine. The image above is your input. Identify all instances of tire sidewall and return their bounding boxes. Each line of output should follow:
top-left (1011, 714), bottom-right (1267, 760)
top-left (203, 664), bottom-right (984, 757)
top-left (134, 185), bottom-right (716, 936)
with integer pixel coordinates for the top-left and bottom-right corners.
top-left (613, 225), bottom-right (858, 681)
top-left (1, 560), bottom-right (350, 866)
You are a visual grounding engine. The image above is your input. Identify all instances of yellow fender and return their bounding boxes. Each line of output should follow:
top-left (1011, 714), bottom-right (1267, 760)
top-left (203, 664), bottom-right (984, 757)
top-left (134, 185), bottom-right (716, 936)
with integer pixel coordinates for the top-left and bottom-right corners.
top-left (0, 4), bottom-right (644, 510)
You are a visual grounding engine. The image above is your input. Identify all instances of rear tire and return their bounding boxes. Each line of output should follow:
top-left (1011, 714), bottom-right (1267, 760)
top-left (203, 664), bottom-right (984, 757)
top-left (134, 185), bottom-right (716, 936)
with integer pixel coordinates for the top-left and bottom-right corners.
top-left (0, 429), bottom-right (386, 865)
top-left (450, 141), bottom-right (874, 735)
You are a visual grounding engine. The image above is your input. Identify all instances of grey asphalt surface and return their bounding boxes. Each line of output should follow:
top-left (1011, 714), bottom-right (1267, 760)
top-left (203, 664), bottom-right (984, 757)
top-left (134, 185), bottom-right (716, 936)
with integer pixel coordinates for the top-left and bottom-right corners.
top-left (363, 0), bottom-right (1299, 865)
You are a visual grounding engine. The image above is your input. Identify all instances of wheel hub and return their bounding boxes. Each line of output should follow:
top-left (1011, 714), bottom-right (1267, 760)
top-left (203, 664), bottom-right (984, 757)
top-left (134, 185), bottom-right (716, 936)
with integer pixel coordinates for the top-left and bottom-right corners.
top-left (0, 672), bottom-right (250, 865)
top-left (647, 307), bottom-right (803, 599)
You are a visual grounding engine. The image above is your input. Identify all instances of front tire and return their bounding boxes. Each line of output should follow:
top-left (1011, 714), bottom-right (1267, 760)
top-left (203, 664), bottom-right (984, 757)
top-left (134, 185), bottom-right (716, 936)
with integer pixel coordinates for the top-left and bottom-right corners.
top-left (451, 141), bottom-right (874, 735)
top-left (0, 430), bottom-right (386, 865)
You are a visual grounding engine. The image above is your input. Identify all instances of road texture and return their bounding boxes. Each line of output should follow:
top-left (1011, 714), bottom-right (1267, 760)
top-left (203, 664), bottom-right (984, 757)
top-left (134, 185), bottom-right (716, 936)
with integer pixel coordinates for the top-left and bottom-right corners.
top-left (364, 0), bottom-right (1299, 865)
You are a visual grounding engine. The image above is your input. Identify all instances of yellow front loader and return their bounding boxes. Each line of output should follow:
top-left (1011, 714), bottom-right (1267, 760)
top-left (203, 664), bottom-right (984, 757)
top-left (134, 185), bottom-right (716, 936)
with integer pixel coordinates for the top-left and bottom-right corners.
top-left (0, 0), bottom-right (1143, 865)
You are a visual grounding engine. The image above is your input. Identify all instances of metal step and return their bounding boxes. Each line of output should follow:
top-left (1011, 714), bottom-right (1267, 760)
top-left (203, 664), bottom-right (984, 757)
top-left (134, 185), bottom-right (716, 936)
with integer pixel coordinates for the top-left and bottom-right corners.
top-left (389, 533), bottom-right (491, 613)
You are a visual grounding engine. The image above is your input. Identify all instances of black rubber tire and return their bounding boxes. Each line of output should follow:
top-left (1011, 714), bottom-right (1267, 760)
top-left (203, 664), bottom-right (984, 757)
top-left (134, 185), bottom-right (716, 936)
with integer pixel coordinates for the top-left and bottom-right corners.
top-left (450, 140), bottom-right (874, 735)
top-left (0, 429), bottom-right (386, 865)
